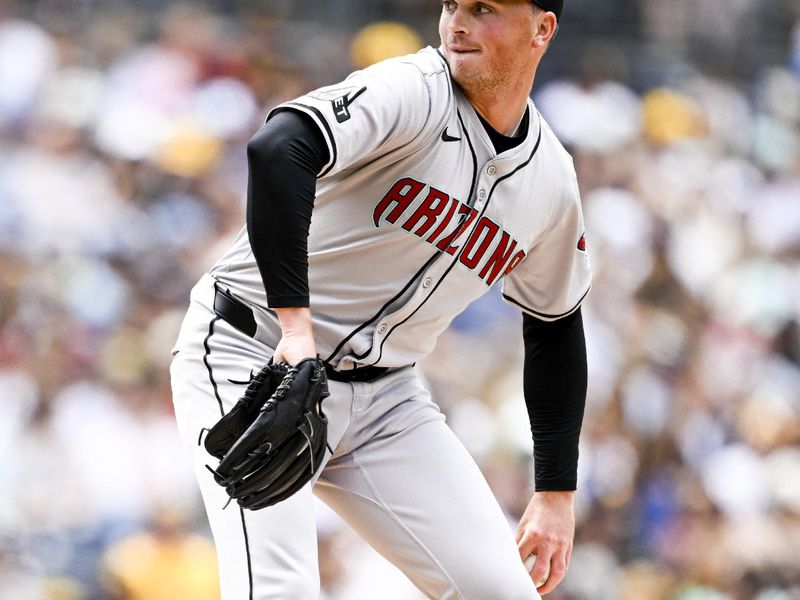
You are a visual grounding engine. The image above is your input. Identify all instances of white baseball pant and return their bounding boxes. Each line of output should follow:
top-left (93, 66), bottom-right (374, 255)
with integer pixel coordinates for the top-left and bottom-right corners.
top-left (170, 274), bottom-right (540, 600)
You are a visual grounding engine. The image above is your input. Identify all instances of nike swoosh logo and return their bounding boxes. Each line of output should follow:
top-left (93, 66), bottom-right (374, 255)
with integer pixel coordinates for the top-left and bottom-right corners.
top-left (441, 127), bottom-right (461, 142)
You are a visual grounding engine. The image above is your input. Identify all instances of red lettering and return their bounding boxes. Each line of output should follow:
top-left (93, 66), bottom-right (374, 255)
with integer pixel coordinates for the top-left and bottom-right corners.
top-left (426, 196), bottom-right (459, 243)
top-left (374, 178), bottom-right (526, 285)
top-left (373, 177), bottom-right (425, 226)
top-left (401, 187), bottom-right (450, 237)
top-left (437, 205), bottom-right (478, 255)
top-left (460, 217), bottom-right (499, 269)
top-left (503, 250), bottom-right (527, 276)
top-left (479, 231), bottom-right (518, 285)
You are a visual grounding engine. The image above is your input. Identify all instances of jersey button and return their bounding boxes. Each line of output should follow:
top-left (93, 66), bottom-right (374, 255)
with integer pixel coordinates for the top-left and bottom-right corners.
top-left (422, 277), bottom-right (433, 288)
top-left (478, 189), bottom-right (486, 200)
top-left (377, 323), bottom-right (388, 334)
top-left (487, 165), bottom-right (497, 176)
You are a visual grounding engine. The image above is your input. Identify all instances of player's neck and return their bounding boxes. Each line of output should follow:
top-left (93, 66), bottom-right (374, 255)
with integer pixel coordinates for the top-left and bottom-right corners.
top-left (469, 98), bottom-right (528, 137)
top-left (462, 71), bottom-right (537, 137)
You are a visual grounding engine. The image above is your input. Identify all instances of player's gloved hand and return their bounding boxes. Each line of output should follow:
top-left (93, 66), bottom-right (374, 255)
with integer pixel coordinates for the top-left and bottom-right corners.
top-left (204, 356), bottom-right (330, 510)
top-left (203, 360), bottom-right (290, 460)
top-left (515, 490), bottom-right (575, 595)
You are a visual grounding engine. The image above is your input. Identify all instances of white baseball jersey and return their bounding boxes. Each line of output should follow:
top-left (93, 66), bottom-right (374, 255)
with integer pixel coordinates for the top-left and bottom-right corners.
top-left (211, 46), bottom-right (591, 370)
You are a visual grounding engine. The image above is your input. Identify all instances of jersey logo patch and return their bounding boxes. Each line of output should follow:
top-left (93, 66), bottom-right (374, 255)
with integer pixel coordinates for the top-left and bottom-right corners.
top-left (307, 85), bottom-right (368, 123)
top-left (577, 234), bottom-right (587, 252)
top-left (331, 86), bottom-right (367, 123)
top-left (441, 127), bottom-right (461, 142)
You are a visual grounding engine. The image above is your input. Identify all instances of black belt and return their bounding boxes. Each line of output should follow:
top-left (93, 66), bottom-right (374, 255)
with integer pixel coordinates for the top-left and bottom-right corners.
top-left (212, 284), bottom-right (390, 383)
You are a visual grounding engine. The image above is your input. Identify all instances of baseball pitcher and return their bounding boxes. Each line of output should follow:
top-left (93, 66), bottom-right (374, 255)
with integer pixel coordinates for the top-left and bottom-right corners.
top-left (170, 0), bottom-right (590, 597)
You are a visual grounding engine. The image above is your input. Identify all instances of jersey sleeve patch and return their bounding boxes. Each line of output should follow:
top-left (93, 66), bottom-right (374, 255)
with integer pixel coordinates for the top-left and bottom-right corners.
top-left (270, 54), bottom-right (436, 179)
top-left (307, 85), bottom-right (368, 123)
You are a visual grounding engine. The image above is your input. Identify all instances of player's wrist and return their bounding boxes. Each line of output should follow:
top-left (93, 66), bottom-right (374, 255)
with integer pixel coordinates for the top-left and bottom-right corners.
top-left (273, 307), bottom-right (316, 365)
top-left (274, 307), bottom-right (314, 334)
top-left (531, 490), bottom-right (575, 506)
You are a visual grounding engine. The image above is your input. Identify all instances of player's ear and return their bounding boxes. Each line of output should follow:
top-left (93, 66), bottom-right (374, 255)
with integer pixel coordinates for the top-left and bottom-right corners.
top-left (532, 11), bottom-right (557, 49)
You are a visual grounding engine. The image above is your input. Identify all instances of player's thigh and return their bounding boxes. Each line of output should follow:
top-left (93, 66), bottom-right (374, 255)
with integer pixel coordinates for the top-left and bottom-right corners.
top-left (313, 376), bottom-right (538, 600)
top-left (170, 311), bottom-right (321, 600)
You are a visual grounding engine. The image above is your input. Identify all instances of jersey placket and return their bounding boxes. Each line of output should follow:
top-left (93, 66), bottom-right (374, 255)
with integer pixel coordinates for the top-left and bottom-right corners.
top-left (358, 160), bottom-right (501, 367)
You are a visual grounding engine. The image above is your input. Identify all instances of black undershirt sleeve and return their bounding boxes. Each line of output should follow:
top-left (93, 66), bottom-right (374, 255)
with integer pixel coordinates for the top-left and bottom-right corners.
top-left (245, 110), bottom-right (330, 308)
top-left (522, 307), bottom-right (588, 491)
top-left (476, 112), bottom-right (586, 491)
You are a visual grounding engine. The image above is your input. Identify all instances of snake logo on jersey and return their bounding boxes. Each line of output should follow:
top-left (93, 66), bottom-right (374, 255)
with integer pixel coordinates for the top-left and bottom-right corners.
top-left (373, 177), bottom-right (527, 286)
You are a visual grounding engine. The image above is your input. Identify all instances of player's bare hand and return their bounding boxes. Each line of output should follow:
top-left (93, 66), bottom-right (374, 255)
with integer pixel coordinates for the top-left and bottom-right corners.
top-left (273, 307), bottom-right (316, 365)
top-left (515, 490), bottom-right (575, 595)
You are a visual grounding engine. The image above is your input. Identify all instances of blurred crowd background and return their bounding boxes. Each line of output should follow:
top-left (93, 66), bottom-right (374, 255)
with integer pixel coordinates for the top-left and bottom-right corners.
top-left (1, 0), bottom-right (799, 598)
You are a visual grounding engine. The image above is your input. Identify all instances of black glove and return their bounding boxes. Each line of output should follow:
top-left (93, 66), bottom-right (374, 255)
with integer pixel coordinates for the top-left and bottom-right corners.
top-left (204, 357), bottom-right (330, 510)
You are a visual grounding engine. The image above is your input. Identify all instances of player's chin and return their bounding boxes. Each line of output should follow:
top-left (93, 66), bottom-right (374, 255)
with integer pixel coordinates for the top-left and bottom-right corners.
top-left (449, 54), bottom-right (483, 84)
